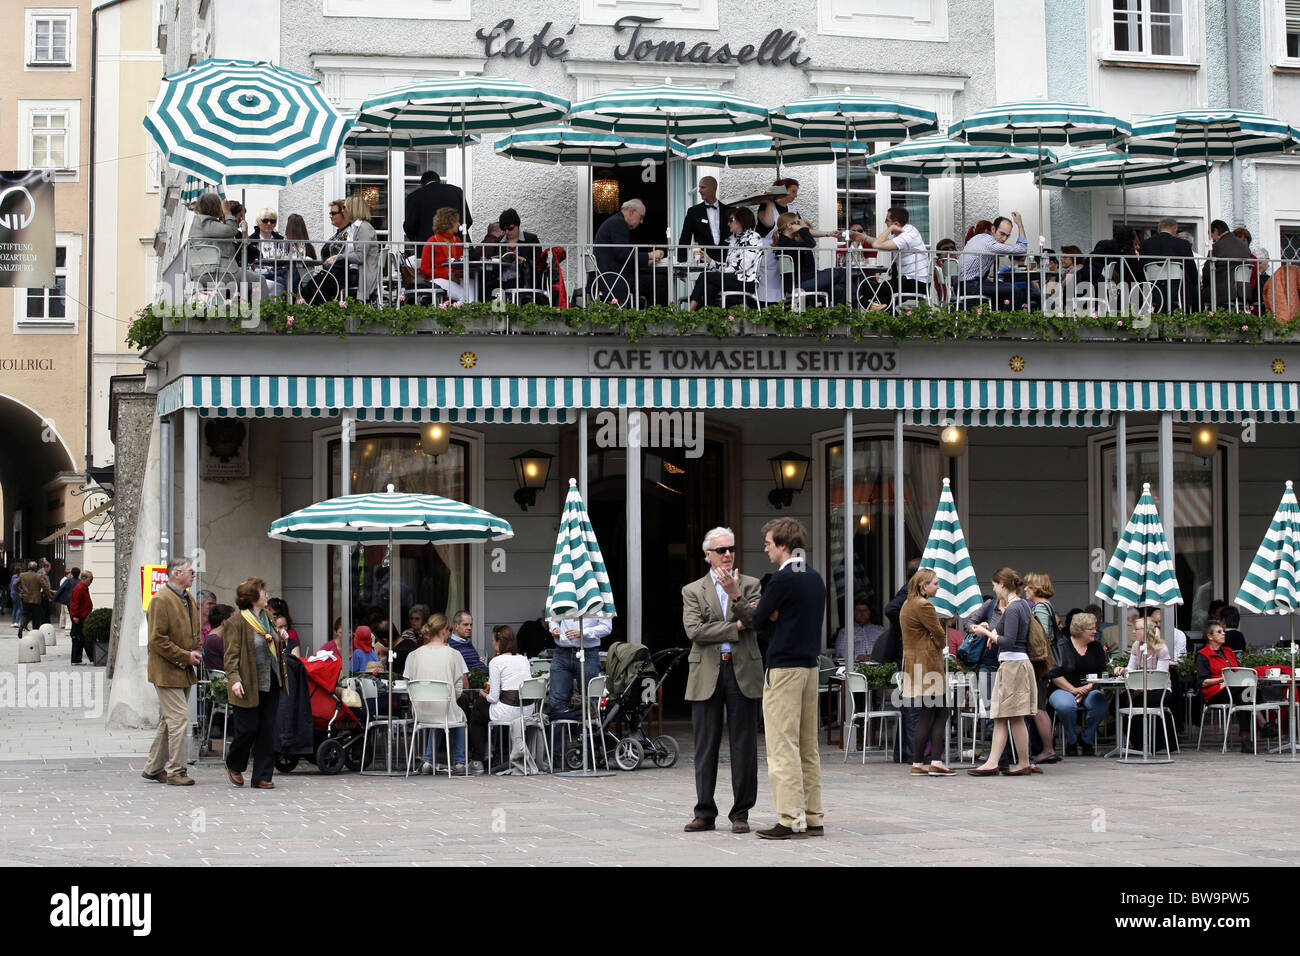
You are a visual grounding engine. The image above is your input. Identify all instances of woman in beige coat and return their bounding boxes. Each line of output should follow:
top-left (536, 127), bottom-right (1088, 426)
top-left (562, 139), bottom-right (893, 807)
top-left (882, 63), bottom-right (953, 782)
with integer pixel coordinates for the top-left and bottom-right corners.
top-left (223, 577), bottom-right (289, 789)
top-left (899, 568), bottom-right (955, 776)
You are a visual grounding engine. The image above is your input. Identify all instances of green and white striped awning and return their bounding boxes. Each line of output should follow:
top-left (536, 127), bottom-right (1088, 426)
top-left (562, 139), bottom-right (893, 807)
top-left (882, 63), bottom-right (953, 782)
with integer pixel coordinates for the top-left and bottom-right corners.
top-left (156, 375), bottom-right (1300, 421)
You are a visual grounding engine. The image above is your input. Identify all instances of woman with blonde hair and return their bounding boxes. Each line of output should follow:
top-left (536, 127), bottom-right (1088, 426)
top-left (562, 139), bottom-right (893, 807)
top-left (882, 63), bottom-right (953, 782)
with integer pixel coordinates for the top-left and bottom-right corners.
top-left (968, 568), bottom-right (1037, 776)
top-left (1024, 572), bottom-right (1061, 765)
top-left (899, 567), bottom-right (955, 775)
top-left (1046, 612), bottom-right (1108, 756)
top-left (304, 195), bottom-right (379, 302)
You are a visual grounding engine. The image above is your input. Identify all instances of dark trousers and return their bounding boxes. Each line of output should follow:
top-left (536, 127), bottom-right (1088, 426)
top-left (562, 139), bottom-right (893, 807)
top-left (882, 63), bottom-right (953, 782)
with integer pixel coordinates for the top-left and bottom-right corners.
top-left (897, 704), bottom-right (919, 763)
top-left (468, 695), bottom-right (491, 762)
top-left (689, 270), bottom-right (755, 308)
top-left (691, 660), bottom-right (759, 823)
top-left (19, 602), bottom-right (42, 632)
top-left (912, 703), bottom-right (951, 763)
top-left (227, 684), bottom-right (281, 784)
top-left (70, 619), bottom-right (85, 664)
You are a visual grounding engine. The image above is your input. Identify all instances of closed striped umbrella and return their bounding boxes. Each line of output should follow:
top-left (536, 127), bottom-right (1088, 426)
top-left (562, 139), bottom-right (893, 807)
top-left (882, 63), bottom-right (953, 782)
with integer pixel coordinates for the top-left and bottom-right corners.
top-left (268, 485), bottom-right (514, 545)
top-left (546, 479), bottom-right (617, 620)
top-left (1125, 109), bottom-right (1300, 229)
top-left (1095, 483), bottom-right (1184, 609)
top-left (144, 59), bottom-right (349, 187)
top-left (1235, 481), bottom-right (1300, 615)
top-left (494, 125), bottom-right (687, 166)
top-left (919, 478), bottom-right (982, 619)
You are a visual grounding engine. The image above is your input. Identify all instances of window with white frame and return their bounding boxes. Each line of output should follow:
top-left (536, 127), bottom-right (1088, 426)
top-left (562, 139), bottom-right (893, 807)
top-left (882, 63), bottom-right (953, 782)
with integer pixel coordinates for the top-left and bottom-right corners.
top-left (16, 234), bottom-right (80, 330)
top-left (1286, 0), bottom-right (1300, 59)
top-left (20, 101), bottom-right (79, 179)
top-left (344, 147), bottom-right (447, 242)
top-left (835, 149), bottom-right (931, 242)
top-left (1110, 0), bottom-right (1187, 59)
top-left (1281, 227), bottom-right (1300, 261)
top-left (27, 11), bottom-right (73, 66)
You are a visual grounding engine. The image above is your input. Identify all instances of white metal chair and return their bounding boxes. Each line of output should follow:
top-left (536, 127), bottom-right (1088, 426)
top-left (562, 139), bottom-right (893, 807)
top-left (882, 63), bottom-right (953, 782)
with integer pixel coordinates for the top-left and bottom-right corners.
top-left (1118, 670), bottom-right (1174, 758)
top-left (487, 676), bottom-right (547, 775)
top-left (777, 253), bottom-right (829, 309)
top-left (358, 674), bottom-right (412, 773)
top-left (549, 674), bottom-right (608, 771)
top-left (406, 679), bottom-right (468, 778)
top-left (1196, 681), bottom-right (1234, 751)
top-left (842, 671), bottom-right (900, 762)
top-left (1222, 667), bottom-right (1281, 755)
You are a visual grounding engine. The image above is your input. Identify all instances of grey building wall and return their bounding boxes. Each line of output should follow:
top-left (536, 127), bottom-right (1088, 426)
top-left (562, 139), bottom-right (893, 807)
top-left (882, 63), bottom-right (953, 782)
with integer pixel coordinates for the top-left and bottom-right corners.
top-left (1044, 0), bottom-right (1093, 250)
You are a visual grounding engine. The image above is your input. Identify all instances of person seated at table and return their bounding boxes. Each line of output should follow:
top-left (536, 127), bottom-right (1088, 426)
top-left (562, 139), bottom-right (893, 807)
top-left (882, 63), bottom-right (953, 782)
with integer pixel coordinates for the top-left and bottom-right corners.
top-left (1219, 605), bottom-right (1247, 653)
top-left (1115, 618), bottom-right (1174, 749)
top-left (349, 624), bottom-right (378, 674)
top-left (1046, 611), bottom-right (1108, 757)
top-left (1202, 219), bottom-right (1254, 308)
top-left (1197, 621), bottom-right (1279, 751)
top-left (863, 206), bottom-right (930, 311)
top-left (392, 604), bottom-right (427, 675)
top-left (993, 254), bottom-right (1044, 310)
top-left (774, 212), bottom-right (846, 304)
top-left (188, 193), bottom-right (269, 302)
top-left (687, 205), bottom-right (767, 311)
top-left (245, 208), bottom-right (286, 293)
top-left (593, 198), bottom-right (668, 306)
top-left (302, 196), bottom-right (379, 304)
top-left (203, 604), bottom-right (235, 671)
top-left (417, 206), bottom-right (465, 302)
top-left (404, 613), bottom-right (469, 775)
top-left (279, 213), bottom-right (316, 298)
top-left (834, 594), bottom-right (884, 662)
top-left (957, 213), bottom-right (1027, 307)
top-left (467, 624), bottom-right (534, 774)
top-left (476, 208), bottom-right (545, 301)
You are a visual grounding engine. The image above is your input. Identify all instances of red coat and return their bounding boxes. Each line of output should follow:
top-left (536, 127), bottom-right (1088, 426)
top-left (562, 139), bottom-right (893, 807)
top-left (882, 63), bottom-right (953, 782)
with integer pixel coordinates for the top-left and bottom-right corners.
top-left (69, 580), bottom-right (93, 620)
top-left (418, 231), bottom-right (462, 281)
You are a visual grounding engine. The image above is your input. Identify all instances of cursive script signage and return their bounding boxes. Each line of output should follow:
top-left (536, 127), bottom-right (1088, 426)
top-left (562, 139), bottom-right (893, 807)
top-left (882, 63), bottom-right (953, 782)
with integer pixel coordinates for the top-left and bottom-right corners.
top-left (476, 15), bottom-right (811, 69)
top-left (589, 346), bottom-right (897, 376)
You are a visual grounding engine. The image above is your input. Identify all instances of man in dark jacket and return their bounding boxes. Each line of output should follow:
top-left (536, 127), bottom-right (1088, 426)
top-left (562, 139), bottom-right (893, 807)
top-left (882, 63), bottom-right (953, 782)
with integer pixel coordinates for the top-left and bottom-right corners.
top-left (752, 517), bottom-right (825, 840)
top-left (677, 175), bottom-right (731, 264)
top-left (593, 199), bottom-right (669, 305)
top-left (1202, 219), bottom-right (1253, 308)
top-left (1140, 217), bottom-right (1199, 311)
top-left (404, 170), bottom-right (473, 245)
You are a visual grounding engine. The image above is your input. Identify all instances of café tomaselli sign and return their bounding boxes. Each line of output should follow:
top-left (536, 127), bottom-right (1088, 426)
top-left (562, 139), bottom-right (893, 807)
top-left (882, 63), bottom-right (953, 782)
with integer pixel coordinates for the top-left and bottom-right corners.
top-left (589, 345), bottom-right (899, 375)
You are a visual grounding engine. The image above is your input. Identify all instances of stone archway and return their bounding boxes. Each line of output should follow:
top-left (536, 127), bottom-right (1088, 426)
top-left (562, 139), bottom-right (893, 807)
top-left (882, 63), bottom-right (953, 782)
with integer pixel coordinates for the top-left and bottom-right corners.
top-left (0, 393), bottom-right (77, 564)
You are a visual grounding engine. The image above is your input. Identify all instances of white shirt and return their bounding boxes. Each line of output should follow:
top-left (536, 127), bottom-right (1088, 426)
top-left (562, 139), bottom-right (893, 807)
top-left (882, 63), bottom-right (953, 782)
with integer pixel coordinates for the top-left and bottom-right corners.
top-left (486, 653), bottom-right (533, 721)
top-left (703, 202), bottom-right (722, 245)
top-left (891, 223), bottom-right (930, 283)
top-left (713, 577), bottom-right (732, 654)
top-left (403, 643), bottom-right (468, 722)
top-left (548, 616), bottom-right (612, 649)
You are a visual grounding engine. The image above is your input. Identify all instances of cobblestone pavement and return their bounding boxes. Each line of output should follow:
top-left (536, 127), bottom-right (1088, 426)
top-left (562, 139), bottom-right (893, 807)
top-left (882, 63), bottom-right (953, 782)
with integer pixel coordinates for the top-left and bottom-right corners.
top-left (3, 631), bottom-right (1298, 866)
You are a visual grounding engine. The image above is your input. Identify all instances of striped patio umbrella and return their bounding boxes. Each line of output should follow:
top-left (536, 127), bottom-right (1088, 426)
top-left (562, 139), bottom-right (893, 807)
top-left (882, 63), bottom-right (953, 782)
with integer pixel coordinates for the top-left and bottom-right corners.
top-left (546, 478), bottom-right (616, 775)
top-left (1235, 481), bottom-right (1300, 762)
top-left (1125, 109), bottom-right (1300, 231)
top-left (269, 484), bottom-right (513, 775)
top-left (1096, 483), bottom-right (1183, 609)
top-left (494, 125), bottom-right (687, 166)
top-left (866, 137), bottom-right (1050, 241)
top-left (949, 101), bottom-right (1132, 246)
top-left (686, 134), bottom-right (871, 170)
top-left (919, 478), bottom-right (982, 620)
top-left (144, 59), bottom-right (349, 187)
top-left (181, 176), bottom-right (223, 205)
top-left (1035, 147), bottom-right (1212, 224)
top-left (341, 111), bottom-right (479, 150)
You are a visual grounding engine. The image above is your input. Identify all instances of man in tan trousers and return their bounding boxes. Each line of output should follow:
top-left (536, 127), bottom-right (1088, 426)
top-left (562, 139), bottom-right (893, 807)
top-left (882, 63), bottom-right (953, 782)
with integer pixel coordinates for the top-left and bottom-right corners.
top-left (142, 557), bottom-right (202, 786)
top-left (752, 518), bottom-right (826, 840)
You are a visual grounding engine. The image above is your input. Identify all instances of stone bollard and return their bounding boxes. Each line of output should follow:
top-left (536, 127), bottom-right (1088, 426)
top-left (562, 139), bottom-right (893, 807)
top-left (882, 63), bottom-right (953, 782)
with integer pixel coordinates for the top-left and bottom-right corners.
top-left (32, 627), bottom-right (46, 655)
top-left (18, 633), bottom-right (41, 663)
top-left (40, 622), bottom-right (57, 647)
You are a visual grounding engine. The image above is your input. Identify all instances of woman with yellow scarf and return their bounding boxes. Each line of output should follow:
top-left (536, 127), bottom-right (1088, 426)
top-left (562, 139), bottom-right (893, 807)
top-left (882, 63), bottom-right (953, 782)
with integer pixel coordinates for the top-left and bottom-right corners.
top-left (224, 577), bottom-right (289, 789)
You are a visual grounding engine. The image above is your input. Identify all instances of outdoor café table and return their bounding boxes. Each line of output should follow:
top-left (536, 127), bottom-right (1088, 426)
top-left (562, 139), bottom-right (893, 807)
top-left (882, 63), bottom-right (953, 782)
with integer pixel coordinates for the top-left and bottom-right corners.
top-left (257, 257), bottom-right (322, 299)
top-left (1257, 668), bottom-right (1295, 754)
top-left (1087, 675), bottom-right (1128, 758)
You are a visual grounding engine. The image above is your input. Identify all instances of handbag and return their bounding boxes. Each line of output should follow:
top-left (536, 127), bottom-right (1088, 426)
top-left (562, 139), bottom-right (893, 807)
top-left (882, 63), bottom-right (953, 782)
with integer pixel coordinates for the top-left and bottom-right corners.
top-left (957, 629), bottom-right (988, 667)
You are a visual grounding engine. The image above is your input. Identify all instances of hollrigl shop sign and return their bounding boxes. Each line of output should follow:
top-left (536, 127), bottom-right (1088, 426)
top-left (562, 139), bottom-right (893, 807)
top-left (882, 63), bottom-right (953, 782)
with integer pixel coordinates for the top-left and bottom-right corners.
top-left (0, 171), bottom-right (55, 288)
top-left (477, 15), bottom-right (811, 68)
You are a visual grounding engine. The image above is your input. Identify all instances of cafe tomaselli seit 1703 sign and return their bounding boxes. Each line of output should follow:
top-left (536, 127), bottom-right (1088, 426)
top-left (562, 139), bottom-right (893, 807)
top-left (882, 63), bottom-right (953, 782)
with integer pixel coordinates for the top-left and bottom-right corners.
top-left (590, 345), bottom-right (899, 375)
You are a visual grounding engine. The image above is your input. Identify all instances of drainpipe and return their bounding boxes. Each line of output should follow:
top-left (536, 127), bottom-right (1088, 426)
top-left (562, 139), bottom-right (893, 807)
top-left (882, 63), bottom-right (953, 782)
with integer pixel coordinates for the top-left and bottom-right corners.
top-left (87, 0), bottom-right (130, 473)
top-left (1223, 0), bottom-right (1242, 225)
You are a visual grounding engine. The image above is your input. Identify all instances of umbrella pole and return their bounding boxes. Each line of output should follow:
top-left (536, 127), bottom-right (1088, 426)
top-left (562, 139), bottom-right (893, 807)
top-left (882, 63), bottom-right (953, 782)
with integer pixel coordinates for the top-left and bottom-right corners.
top-left (1204, 131), bottom-right (1212, 245)
top-left (1269, 615), bottom-right (1300, 762)
top-left (387, 529), bottom-right (397, 773)
top-left (960, 163), bottom-right (967, 248)
top-left (1037, 129), bottom-right (1044, 251)
top-left (579, 615), bottom-right (591, 772)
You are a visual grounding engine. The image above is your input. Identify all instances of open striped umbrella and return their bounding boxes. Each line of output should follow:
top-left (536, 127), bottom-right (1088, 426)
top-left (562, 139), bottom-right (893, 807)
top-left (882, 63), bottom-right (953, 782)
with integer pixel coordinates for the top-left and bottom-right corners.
top-left (494, 125), bottom-right (687, 166)
top-left (919, 477), bottom-right (982, 619)
top-left (546, 478), bottom-right (616, 776)
top-left (1235, 481), bottom-right (1300, 762)
top-left (144, 59), bottom-right (348, 187)
top-left (949, 101), bottom-right (1131, 247)
top-left (1035, 147), bottom-right (1212, 224)
top-left (341, 111), bottom-right (479, 150)
top-left (1125, 109), bottom-right (1300, 231)
top-left (181, 176), bottom-right (223, 205)
top-left (866, 137), bottom-right (1049, 242)
top-left (686, 134), bottom-right (871, 170)
top-left (1096, 483), bottom-right (1184, 609)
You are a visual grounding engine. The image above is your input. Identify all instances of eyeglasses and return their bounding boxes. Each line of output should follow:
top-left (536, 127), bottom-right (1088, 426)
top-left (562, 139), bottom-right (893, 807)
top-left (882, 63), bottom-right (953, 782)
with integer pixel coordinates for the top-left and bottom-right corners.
top-left (261, 218), bottom-right (276, 224)
top-left (709, 546), bottom-right (736, 554)
top-left (329, 209), bottom-right (343, 216)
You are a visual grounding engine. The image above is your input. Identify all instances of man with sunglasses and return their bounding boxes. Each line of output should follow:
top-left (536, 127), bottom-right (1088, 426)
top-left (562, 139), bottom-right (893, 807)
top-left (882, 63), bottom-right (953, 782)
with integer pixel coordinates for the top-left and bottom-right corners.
top-left (681, 527), bottom-right (762, 834)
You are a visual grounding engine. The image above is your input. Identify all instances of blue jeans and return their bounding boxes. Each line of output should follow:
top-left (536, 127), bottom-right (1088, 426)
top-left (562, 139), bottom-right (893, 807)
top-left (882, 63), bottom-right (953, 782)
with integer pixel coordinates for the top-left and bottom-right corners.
top-left (423, 726), bottom-right (466, 766)
top-left (1048, 688), bottom-right (1108, 745)
top-left (548, 645), bottom-right (601, 753)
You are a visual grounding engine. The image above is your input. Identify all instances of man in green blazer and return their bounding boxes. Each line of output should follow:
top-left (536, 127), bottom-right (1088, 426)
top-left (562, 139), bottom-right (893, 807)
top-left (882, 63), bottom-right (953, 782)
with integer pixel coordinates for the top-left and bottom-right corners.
top-left (681, 527), bottom-right (762, 834)
top-left (142, 558), bottom-right (202, 786)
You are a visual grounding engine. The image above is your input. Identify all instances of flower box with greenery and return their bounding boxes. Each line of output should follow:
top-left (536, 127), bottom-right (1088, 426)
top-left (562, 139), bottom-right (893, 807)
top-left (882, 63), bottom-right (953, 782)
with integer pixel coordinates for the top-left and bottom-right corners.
top-left (854, 660), bottom-right (898, 688)
top-left (468, 669), bottom-right (488, 690)
top-left (1241, 647), bottom-right (1294, 669)
top-left (1107, 653), bottom-right (1130, 677)
top-left (83, 607), bottom-right (113, 667)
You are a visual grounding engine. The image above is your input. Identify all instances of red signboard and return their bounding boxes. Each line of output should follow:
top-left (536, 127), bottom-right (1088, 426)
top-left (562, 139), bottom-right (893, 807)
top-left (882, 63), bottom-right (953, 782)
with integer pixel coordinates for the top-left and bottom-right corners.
top-left (67, 528), bottom-right (85, 550)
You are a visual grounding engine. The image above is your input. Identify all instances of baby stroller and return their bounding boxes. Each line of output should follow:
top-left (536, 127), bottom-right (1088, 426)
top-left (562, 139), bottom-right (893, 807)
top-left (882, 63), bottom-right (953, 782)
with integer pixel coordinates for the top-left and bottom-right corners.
top-left (275, 650), bottom-right (367, 775)
top-left (562, 644), bottom-right (689, 772)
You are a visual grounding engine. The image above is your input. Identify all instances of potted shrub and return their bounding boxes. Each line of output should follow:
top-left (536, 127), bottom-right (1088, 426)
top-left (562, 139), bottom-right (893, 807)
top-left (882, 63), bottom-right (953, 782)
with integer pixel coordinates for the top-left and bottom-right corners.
top-left (83, 608), bottom-right (113, 667)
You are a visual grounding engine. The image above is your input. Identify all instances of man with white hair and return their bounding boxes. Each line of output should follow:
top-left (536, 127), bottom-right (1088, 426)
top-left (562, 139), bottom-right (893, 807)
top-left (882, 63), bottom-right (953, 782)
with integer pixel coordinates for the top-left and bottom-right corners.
top-left (592, 198), bottom-right (669, 305)
top-left (681, 527), bottom-right (762, 834)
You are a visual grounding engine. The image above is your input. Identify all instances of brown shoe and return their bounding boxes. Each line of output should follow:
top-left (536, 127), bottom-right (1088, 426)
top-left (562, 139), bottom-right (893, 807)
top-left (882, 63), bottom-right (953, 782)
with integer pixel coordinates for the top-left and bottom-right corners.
top-left (141, 769), bottom-right (167, 783)
top-left (730, 819), bottom-right (750, 834)
top-left (756, 823), bottom-right (806, 840)
top-left (253, 781), bottom-right (276, 789)
top-left (683, 817), bottom-right (715, 832)
top-left (967, 767), bottom-right (1000, 777)
top-left (909, 765), bottom-right (930, 775)
top-left (164, 772), bottom-right (195, 786)
top-left (226, 767), bottom-right (244, 787)
top-left (805, 825), bottom-right (825, 837)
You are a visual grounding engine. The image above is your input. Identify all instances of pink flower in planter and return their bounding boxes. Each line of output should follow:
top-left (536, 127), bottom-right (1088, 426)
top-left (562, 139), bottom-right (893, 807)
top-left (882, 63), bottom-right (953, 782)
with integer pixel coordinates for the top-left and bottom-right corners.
top-left (438, 300), bottom-right (449, 310)
top-left (728, 314), bottom-right (736, 322)
top-left (297, 298), bottom-right (307, 305)
top-left (1088, 312), bottom-right (1098, 319)
top-left (906, 310), bottom-right (914, 316)
top-left (337, 299), bottom-right (346, 307)
top-left (1056, 312), bottom-right (1065, 318)
top-left (452, 301), bottom-right (462, 307)
top-left (1003, 299), bottom-right (1010, 306)
top-left (1242, 324), bottom-right (1250, 331)
top-left (1115, 319), bottom-right (1124, 327)
top-left (286, 316), bottom-right (294, 327)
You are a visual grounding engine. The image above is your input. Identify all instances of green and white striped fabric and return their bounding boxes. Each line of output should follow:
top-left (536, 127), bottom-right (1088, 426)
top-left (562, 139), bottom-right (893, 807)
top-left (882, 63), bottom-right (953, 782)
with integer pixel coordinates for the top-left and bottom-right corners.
top-left (342, 111), bottom-right (479, 149)
top-left (1095, 483), bottom-right (1184, 608)
top-left (865, 136), bottom-right (1049, 176)
top-left (356, 77), bottom-right (569, 136)
top-left (546, 478), bottom-right (617, 620)
top-left (494, 125), bottom-right (686, 166)
top-left (1235, 481), bottom-right (1300, 615)
top-left (919, 477), bottom-right (982, 619)
top-left (1035, 148), bottom-right (1211, 189)
top-left (568, 84), bottom-right (769, 141)
top-left (686, 134), bottom-right (871, 168)
top-left (948, 101), bottom-right (1131, 147)
top-left (768, 94), bottom-right (938, 142)
top-left (268, 486), bottom-right (513, 545)
top-left (144, 59), bottom-right (349, 187)
top-left (181, 176), bottom-right (223, 204)
top-left (155, 375), bottom-right (1300, 421)
top-left (1125, 109), bottom-right (1300, 160)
